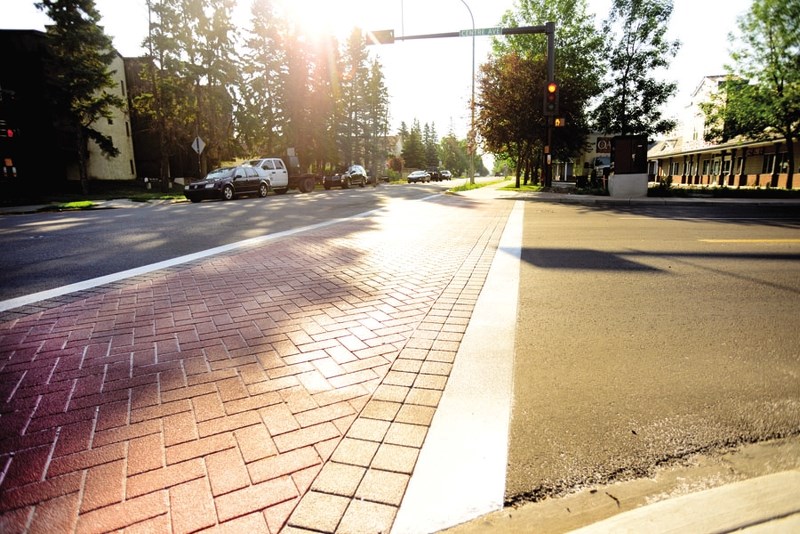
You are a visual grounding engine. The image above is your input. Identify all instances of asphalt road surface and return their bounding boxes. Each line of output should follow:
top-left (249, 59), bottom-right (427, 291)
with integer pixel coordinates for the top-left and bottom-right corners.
top-left (0, 182), bottom-right (453, 302)
top-left (506, 202), bottom-right (800, 503)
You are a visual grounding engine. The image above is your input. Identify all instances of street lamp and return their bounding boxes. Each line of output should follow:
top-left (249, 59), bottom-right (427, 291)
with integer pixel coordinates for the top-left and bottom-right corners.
top-left (460, 0), bottom-right (475, 185)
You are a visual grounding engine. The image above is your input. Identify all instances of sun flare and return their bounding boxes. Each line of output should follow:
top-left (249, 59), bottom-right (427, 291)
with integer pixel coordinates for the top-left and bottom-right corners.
top-left (277, 0), bottom-right (365, 40)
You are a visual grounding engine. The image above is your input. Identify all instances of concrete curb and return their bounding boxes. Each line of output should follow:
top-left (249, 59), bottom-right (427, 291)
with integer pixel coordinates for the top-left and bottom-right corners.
top-left (571, 470), bottom-right (800, 533)
top-left (393, 200), bottom-right (523, 534)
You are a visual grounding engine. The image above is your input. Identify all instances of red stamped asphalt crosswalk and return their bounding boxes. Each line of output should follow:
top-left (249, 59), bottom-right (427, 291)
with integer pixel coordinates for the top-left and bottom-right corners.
top-left (0, 192), bottom-right (513, 533)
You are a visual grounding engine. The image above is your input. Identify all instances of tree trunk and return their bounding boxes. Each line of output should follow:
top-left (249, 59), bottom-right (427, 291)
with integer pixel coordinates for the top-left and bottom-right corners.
top-left (785, 135), bottom-right (795, 190)
top-left (78, 128), bottom-right (89, 195)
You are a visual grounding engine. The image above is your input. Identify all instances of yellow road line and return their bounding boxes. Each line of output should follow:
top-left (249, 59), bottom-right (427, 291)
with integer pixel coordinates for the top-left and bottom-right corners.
top-left (700, 239), bottom-right (800, 243)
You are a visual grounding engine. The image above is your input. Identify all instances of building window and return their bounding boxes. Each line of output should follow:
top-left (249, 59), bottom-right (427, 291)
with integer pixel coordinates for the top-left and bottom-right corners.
top-left (776, 152), bottom-right (789, 173)
top-left (125, 122), bottom-right (130, 137)
top-left (702, 160), bottom-right (710, 175)
top-left (762, 154), bottom-right (775, 174)
top-left (712, 160), bottom-right (721, 175)
top-left (723, 159), bottom-right (731, 174)
top-left (130, 160), bottom-right (134, 174)
top-left (736, 157), bottom-right (744, 174)
top-left (108, 118), bottom-right (113, 125)
top-left (120, 80), bottom-right (125, 96)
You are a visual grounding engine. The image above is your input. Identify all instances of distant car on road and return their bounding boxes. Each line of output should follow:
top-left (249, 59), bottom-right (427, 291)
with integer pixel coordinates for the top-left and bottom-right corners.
top-left (441, 170), bottom-right (452, 180)
top-left (324, 164), bottom-right (369, 189)
top-left (184, 165), bottom-right (270, 202)
top-left (427, 167), bottom-right (442, 181)
top-left (407, 170), bottom-right (431, 183)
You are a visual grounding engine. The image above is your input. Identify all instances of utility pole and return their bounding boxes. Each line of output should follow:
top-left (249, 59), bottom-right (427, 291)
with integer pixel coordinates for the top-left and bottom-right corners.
top-left (368, 23), bottom-right (556, 185)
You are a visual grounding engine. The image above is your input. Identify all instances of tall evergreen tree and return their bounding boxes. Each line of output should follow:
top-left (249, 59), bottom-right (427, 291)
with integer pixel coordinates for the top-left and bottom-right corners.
top-left (282, 33), bottom-right (315, 166)
top-left (139, 0), bottom-right (197, 187)
top-left (174, 0), bottom-right (238, 175)
top-left (36, 0), bottom-right (125, 194)
top-left (363, 58), bottom-right (390, 178)
top-left (305, 35), bottom-right (341, 173)
top-left (338, 29), bottom-right (370, 165)
top-left (594, 0), bottom-right (680, 137)
top-left (401, 120), bottom-right (425, 169)
top-left (237, 0), bottom-right (286, 156)
top-left (194, 0), bottom-right (238, 171)
top-left (423, 122), bottom-right (439, 167)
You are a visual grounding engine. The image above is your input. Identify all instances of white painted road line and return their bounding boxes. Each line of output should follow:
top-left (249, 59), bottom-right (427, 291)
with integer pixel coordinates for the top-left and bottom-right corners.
top-left (0, 212), bottom-right (384, 314)
top-left (393, 200), bottom-right (522, 534)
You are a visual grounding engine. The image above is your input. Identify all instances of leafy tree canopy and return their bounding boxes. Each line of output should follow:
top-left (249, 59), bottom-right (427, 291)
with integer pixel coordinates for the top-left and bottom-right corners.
top-left (703, 0), bottom-right (800, 188)
top-left (593, 0), bottom-right (680, 137)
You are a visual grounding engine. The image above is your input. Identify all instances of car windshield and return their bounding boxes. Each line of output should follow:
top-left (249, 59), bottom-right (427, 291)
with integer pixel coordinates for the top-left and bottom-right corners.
top-left (205, 168), bottom-right (235, 180)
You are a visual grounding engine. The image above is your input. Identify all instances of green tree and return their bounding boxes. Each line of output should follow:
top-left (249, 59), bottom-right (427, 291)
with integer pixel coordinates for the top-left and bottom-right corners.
top-left (705, 0), bottom-right (800, 189)
top-left (139, 0), bottom-right (199, 187)
top-left (237, 0), bottom-right (286, 156)
top-left (282, 34), bottom-right (316, 167)
top-left (338, 29), bottom-right (371, 165)
top-left (192, 0), bottom-right (239, 172)
top-left (401, 120), bottom-right (425, 169)
top-left (477, 53), bottom-right (545, 186)
top-left (439, 131), bottom-right (465, 176)
top-left (306, 35), bottom-right (341, 172)
top-left (363, 58), bottom-right (390, 178)
top-left (594, 0), bottom-right (680, 137)
top-left (490, 0), bottom-right (606, 186)
top-left (36, 0), bottom-right (125, 194)
top-left (423, 122), bottom-right (439, 167)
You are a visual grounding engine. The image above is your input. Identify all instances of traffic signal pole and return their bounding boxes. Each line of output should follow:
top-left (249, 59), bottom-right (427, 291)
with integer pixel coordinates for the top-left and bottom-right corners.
top-left (544, 21), bottom-right (555, 188)
top-left (368, 23), bottom-right (556, 185)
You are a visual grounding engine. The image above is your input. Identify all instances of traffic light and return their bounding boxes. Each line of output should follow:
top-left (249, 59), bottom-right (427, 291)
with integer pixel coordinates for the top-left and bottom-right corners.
top-left (543, 81), bottom-right (559, 116)
top-left (0, 120), bottom-right (15, 138)
top-left (367, 29), bottom-right (395, 45)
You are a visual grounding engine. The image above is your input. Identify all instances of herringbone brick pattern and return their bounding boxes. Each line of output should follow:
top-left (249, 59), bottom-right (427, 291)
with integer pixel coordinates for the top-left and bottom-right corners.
top-left (0, 194), bottom-right (512, 533)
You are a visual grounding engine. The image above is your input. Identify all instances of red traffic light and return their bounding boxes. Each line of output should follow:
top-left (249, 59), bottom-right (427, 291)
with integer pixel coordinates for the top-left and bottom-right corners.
top-left (6, 129), bottom-right (13, 138)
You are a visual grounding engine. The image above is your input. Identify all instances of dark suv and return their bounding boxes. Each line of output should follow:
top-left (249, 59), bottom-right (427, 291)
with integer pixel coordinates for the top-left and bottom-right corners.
top-left (323, 164), bottom-right (370, 189)
top-left (427, 167), bottom-right (442, 181)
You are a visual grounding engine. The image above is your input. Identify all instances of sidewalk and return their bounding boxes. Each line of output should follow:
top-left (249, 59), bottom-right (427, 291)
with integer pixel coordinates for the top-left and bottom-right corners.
top-left (1, 185), bottom-right (798, 533)
top-left (0, 191), bottom-right (514, 533)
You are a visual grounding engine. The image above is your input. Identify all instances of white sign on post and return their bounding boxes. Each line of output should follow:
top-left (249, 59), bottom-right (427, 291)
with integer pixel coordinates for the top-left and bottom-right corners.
top-left (191, 136), bottom-right (206, 154)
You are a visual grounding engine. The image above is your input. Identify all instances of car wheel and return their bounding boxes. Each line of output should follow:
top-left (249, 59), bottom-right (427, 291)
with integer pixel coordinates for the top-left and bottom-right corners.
top-left (273, 187), bottom-right (288, 195)
top-left (324, 184), bottom-right (331, 190)
top-left (222, 185), bottom-right (234, 200)
top-left (300, 177), bottom-right (315, 193)
top-left (189, 197), bottom-right (201, 203)
top-left (359, 178), bottom-right (365, 188)
top-left (343, 177), bottom-right (351, 189)
top-left (259, 183), bottom-right (268, 198)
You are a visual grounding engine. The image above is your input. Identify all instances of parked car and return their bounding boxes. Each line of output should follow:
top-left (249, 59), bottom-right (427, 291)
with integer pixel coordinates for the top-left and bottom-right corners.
top-left (323, 164), bottom-right (369, 189)
top-left (184, 165), bottom-right (270, 202)
top-left (407, 170), bottom-right (431, 183)
top-left (427, 166), bottom-right (442, 181)
top-left (441, 170), bottom-right (452, 180)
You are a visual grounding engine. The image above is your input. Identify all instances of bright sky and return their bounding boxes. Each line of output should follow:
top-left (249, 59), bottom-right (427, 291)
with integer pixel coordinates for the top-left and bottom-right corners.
top-left (6, 0), bottom-right (753, 141)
